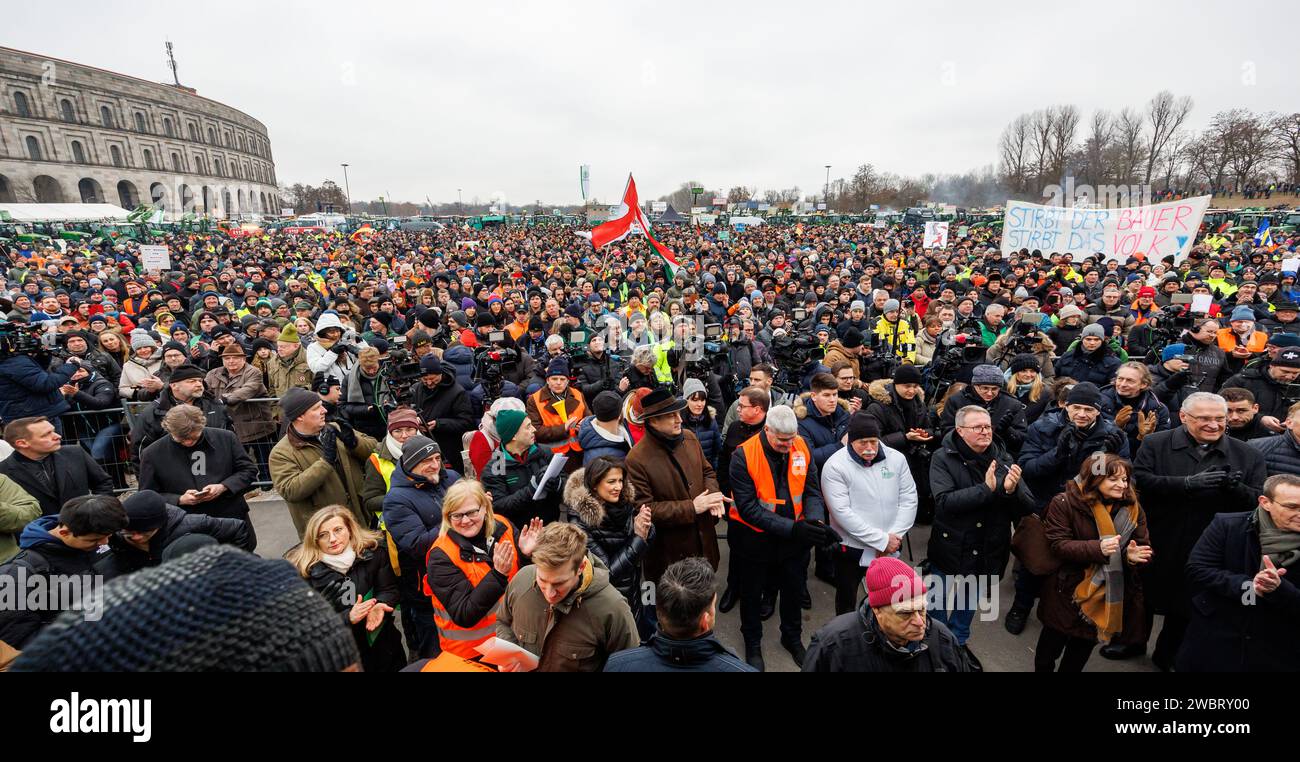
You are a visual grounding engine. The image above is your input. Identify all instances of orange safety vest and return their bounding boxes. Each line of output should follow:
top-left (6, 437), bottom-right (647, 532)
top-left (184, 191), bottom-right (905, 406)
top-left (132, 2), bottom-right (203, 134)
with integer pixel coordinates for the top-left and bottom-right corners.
top-left (728, 433), bottom-right (811, 533)
top-left (1217, 328), bottom-right (1267, 354)
top-left (531, 387), bottom-right (587, 455)
top-left (422, 516), bottom-right (519, 659)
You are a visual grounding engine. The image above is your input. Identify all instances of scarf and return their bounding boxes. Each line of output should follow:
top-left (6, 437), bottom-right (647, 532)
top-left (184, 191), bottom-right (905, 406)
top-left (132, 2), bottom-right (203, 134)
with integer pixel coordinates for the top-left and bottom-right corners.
top-left (1257, 506), bottom-right (1300, 571)
top-left (952, 432), bottom-right (996, 474)
top-left (320, 546), bottom-right (356, 574)
top-left (1074, 496), bottom-right (1139, 644)
top-left (384, 434), bottom-right (403, 461)
top-left (647, 425), bottom-right (684, 452)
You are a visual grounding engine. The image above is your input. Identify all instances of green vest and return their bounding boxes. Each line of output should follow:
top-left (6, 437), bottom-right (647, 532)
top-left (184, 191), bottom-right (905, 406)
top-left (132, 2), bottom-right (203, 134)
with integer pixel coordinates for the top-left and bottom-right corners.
top-left (653, 339), bottom-right (675, 384)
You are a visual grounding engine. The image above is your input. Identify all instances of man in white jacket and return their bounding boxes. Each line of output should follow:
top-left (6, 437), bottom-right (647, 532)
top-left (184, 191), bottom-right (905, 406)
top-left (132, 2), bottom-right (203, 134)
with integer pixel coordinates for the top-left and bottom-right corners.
top-left (820, 413), bottom-right (917, 615)
top-left (306, 311), bottom-right (367, 385)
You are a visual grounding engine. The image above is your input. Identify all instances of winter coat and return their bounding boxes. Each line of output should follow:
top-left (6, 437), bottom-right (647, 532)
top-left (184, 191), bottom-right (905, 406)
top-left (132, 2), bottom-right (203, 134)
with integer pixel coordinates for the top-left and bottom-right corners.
top-left (526, 385), bottom-right (587, 452)
top-left (1149, 362), bottom-right (1197, 412)
top-left (793, 393), bottom-right (851, 471)
top-left (681, 408), bottom-right (721, 469)
top-left (118, 355), bottom-right (163, 401)
top-left (938, 386), bottom-right (1028, 456)
top-left (1179, 337), bottom-right (1229, 393)
top-left (986, 331), bottom-right (1057, 380)
top-left (481, 443), bottom-right (564, 526)
top-left (1132, 427), bottom-right (1267, 616)
top-left (1222, 364), bottom-right (1294, 420)
top-left (129, 388), bottom-right (233, 461)
top-left (381, 464), bottom-right (461, 573)
top-left (623, 428), bottom-right (721, 582)
top-left (442, 345), bottom-right (476, 391)
top-left (1098, 385), bottom-right (1172, 457)
top-left (1178, 511), bottom-right (1300, 672)
top-left (306, 546), bottom-right (406, 672)
top-left (0, 354), bottom-right (77, 424)
top-left (269, 426), bottom-right (381, 538)
top-left (576, 416), bottom-right (634, 465)
top-left (0, 474), bottom-right (41, 563)
top-left (1249, 432), bottom-right (1300, 477)
top-left (339, 364), bottom-right (395, 441)
top-left (266, 345), bottom-right (314, 399)
top-left (137, 427), bottom-right (259, 522)
top-left (604, 632), bottom-right (756, 672)
top-left (495, 555), bottom-right (639, 672)
top-left (1018, 409), bottom-right (1130, 511)
top-left (822, 340), bottom-right (862, 379)
top-left (98, 504), bottom-right (254, 576)
top-left (803, 601), bottom-right (969, 673)
top-left (412, 372), bottom-right (475, 472)
top-left (1036, 489), bottom-right (1151, 644)
top-left (865, 380), bottom-right (935, 459)
top-left (423, 518), bottom-right (520, 632)
top-left (0, 447), bottom-right (114, 517)
top-left (821, 443), bottom-right (916, 554)
top-left (1053, 342), bottom-right (1122, 387)
top-left (60, 370), bottom-right (119, 440)
top-left (205, 363), bottom-right (276, 442)
top-left (928, 431), bottom-right (1036, 577)
top-left (573, 351), bottom-right (625, 401)
top-left (563, 469), bottom-right (652, 612)
top-left (0, 515), bottom-right (113, 648)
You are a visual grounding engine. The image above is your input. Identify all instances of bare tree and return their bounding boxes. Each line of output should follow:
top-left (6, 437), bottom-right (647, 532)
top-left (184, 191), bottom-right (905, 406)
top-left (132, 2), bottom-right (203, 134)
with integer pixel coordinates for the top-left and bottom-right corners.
top-left (1216, 109), bottom-right (1277, 190)
top-left (1143, 90), bottom-right (1194, 184)
top-left (1271, 112), bottom-right (1300, 185)
top-left (1115, 107), bottom-right (1147, 185)
top-left (1048, 104), bottom-right (1081, 182)
top-left (998, 113), bottom-right (1032, 194)
top-left (725, 185), bottom-right (755, 204)
top-left (1078, 109), bottom-right (1115, 187)
top-left (1028, 109), bottom-right (1054, 190)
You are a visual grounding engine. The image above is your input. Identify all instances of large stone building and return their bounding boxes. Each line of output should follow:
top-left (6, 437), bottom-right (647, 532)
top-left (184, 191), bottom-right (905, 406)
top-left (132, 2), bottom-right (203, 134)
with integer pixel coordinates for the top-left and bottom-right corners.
top-left (0, 46), bottom-right (279, 219)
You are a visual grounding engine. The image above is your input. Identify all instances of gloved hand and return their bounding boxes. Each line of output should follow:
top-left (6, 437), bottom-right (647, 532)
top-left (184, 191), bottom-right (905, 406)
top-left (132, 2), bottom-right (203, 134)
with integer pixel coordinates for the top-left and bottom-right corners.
top-left (329, 343), bottom-right (346, 356)
top-left (816, 522), bottom-right (843, 549)
top-left (1184, 470), bottom-right (1228, 490)
top-left (319, 426), bottom-right (339, 464)
top-left (334, 420), bottom-right (359, 450)
top-left (791, 521), bottom-right (827, 547)
top-left (1055, 427), bottom-right (1077, 459)
top-left (1102, 429), bottom-right (1127, 454)
top-left (1136, 410), bottom-right (1159, 439)
top-left (1113, 405), bottom-right (1134, 430)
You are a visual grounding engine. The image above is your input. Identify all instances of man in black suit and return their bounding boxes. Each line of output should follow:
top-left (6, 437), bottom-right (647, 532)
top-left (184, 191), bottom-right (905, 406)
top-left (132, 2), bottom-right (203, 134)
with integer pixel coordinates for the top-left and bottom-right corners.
top-left (0, 416), bottom-right (114, 516)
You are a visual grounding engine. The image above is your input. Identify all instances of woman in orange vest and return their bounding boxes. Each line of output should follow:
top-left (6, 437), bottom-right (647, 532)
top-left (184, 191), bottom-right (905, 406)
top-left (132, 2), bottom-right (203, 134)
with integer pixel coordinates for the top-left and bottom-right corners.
top-left (422, 479), bottom-right (543, 660)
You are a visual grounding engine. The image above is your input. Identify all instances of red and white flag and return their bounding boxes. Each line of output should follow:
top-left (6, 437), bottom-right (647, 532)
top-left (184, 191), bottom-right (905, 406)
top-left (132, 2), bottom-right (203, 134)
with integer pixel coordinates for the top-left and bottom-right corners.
top-left (578, 174), bottom-right (680, 277)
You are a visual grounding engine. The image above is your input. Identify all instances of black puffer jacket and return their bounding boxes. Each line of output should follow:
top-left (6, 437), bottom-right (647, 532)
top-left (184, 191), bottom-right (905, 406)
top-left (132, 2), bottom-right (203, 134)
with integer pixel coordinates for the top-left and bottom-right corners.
top-left (938, 386), bottom-right (1028, 456)
top-left (98, 504), bottom-right (253, 576)
top-left (803, 600), bottom-right (969, 673)
top-left (412, 372), bottom-right (475, 472)
top-left (1249, 432), bottom-right (1300, 476)
top-left (562, 469), bottom-right (653, 612)
top-left (865, 379), bottom-right (935, 459)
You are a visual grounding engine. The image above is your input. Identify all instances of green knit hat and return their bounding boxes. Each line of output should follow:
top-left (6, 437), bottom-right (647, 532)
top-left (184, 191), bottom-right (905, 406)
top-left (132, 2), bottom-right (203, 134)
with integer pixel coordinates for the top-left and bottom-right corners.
top-left (278, 323), bottom-right (300, 344)
top-left (495, 409), bottom-right (528, 445)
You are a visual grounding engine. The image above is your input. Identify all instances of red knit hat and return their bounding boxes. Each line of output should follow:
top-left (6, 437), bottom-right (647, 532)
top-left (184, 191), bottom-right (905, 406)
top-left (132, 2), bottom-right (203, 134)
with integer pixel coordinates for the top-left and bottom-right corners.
top-left (1137, 286), bottom-right (1157, 298)
top-left (865, 557), bottom-right (926, 608)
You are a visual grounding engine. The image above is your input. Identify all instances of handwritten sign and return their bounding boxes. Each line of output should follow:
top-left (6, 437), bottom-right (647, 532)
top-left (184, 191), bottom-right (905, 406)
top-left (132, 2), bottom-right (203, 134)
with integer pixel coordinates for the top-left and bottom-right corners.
top-left (923, 221), bottom-right (949, 249)
top-left (1000, 196), bottom-right (1210, 263)
top-left (138, 244), bottom-right (170, 270)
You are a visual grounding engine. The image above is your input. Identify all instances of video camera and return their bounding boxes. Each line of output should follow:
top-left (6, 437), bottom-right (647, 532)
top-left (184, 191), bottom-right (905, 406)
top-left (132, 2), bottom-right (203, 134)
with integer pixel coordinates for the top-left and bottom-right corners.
top-left (473, 329), bottom-right (519, 405)
top-left (769, 331), bottom-right (825, 394)
top-left (382, 339), bottom-right (425, 405)
top-left (0, 321), bottom-right (65, 361)
top-left (1004, 312), bottom-right (1044, 356)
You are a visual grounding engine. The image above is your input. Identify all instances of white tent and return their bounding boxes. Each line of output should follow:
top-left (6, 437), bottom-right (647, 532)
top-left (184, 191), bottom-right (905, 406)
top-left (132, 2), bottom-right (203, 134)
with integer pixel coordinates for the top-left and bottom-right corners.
top-left (0, 203), bottom-right (134, 222)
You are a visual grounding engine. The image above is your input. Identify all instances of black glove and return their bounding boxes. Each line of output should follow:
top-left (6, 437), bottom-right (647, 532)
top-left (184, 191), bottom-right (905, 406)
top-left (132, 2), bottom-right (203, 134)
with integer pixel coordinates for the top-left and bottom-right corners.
top-left (1102, 429), bottom-right (1126, 454)
top-left (818, 522), bottom-right (843, 549)
top-left (1055, 427), bottom-right (1077, 459)
top-left (319, 426), bottom-right (339, 464)
top-left (1166, 370), bottom-right (1189, 389)
top-left (334, 420), bottom-right (358, 450)
top-left (1184, 470), bottom-right (1228, 490)
top-left (329, 343), bottom-right (346, 355)
top-left (791, 521), bottom-right (826, 546)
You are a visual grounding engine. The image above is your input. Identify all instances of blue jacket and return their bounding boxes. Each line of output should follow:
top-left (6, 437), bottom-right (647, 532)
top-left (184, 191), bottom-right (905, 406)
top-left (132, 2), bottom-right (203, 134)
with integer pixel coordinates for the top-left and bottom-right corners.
top-left (1017, 409), bottom-right (1130, 510)
top-left (577, 416), bottom-right (632, 465)
top-left (1178, 511), bottom-right (1300, 672)
top-left (381, 465), bottom-right (461, 572)
top-left (442, 345), bottom-right (476, 390)
top-left (1053, 343), bottom-right (1122, 386)
top-left (603, 633), bottom-right (756, 672)
top-left (794, 394), bottom-right (851, 471)
top-left (682, 409), bottom-right (721, 469)
top-left (0, 355), bottom-right (78, 424)
top-left (1250, 433), bottom-right (1300, 477)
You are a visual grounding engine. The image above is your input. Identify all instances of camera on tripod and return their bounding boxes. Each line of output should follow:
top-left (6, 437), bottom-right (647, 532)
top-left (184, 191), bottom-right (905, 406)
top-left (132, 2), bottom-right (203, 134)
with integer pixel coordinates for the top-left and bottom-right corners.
top-left (382, 339), bottom-right (425, 405)
top-left (0, 321), bottom-right (65, 360)
top-left (473, 329), bottom-right (519, 403)
top-left (1005, 312), bottom-right (1045, 356)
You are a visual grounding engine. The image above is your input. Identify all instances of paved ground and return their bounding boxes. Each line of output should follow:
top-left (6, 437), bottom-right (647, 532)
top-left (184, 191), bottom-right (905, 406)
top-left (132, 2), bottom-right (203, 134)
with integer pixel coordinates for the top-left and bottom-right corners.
top-left (249, 495), bottom-right (1159, 672)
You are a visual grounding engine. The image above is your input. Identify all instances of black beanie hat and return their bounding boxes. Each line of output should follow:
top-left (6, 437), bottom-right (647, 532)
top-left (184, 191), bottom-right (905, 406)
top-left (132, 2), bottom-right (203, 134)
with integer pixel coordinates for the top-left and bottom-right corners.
top-left (168, 364), bottom-right (205, 383)
top-left (893, 364), bottom-right (923, 386)
top-left (123, 489), bottom-right (168, 532)
top-left (1008, 353), bottom-right (1041, 374)
top-left (1065, 381), bottom-right (1102, 410)
top-left (10, 545), bottom-right (360, 672)
top-left (842, 327), bottom-right (865, 349)
top-left (847, 412), bottom-right (881, 441)
top-left (592, 391), bottom-right (622, 422)
top-left (280, 387), bottom-right (320, 426)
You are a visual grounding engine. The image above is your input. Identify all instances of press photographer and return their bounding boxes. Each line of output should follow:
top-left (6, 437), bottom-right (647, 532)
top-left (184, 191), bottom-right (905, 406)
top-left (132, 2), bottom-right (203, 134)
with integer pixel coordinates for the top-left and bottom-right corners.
top-left (987, 311), bottom-right (1057, 379)
top-left (469, 328), bottom-right (522, 408)
top-left (339, 346), bottom-right (398, 440)
top-left (0, 320), bottom-right (84, 433)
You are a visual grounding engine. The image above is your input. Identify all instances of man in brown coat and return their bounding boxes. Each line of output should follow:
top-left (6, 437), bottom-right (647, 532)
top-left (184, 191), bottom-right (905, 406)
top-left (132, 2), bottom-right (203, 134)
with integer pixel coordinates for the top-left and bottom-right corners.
top-left (207, 342), bottom-right (277, 478)
top-left (624, 389), bottom-right (728, 583)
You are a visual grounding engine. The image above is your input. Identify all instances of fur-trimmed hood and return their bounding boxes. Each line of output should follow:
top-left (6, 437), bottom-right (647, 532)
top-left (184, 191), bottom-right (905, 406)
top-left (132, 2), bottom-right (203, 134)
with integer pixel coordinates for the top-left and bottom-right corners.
top-left (563, 467), bottom-right (637, 528)
top-left (867, 378), bottom-right (927, 405)
top-left (793, 391), bottom-right (853, 419)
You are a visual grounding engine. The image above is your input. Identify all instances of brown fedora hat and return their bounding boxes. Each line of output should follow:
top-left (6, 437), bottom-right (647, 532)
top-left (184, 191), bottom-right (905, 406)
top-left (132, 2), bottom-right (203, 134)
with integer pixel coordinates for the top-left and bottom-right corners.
top-left (639, 388), bottom-right (688, 419)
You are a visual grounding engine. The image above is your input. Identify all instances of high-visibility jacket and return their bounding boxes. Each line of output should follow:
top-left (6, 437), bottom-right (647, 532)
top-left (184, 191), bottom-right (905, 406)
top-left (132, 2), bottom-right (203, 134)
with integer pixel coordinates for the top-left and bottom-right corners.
top-left (422, 517), bottom-right (519, 659)
top-left (653, 339), bottom-right (675, 384)
top-left (1217, 328), bottom-right (1268, 354)
top-left (368, 452), bottom-right (401, 573)
top-left (531, 387), bottom-right (586, 455)
top-left (728, 433), bottom-right (811, 533)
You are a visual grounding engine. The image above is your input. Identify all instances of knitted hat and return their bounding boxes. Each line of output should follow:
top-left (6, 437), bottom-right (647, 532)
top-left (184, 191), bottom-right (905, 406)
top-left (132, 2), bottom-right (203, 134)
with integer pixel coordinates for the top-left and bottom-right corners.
top-left (1230, 306), bottom-right (1256, 323)
top-left (386, 407), bottom-right (422, 433)
top-left (495, 409), bottom-right (528, 445)
top-left (882, 298), bottom-right (900, 313)
top-left (847, 412), bottom-right (881, 442)
top-left (841, 327), bottom-right (864, 349)
top-left (893, 364), bottom-right (923, 386)
top-left (419, 354), bottom-right (443, 375)
top-left (1081, 323), bottom-right (1106, 339)
top-left (1066, 381), bottom-right (1103, 410)
top-left (850, 300), bottom-right (866, 312)
top-left (10, 545), bottom-right (360, 672)
top-left (971, 364), bottom-right (1004, 387)
top-left (1057, 304), bottom-right (1084, 321)
top-left (1268, 333), bottom-right (1300, 348)
top-left (400, 435), bottom-right (441, 472)
top-left (546, 356), bottom-right (570, 378)
top-left (865, 556), bottom-right (926, 608)
top-left (130, 330), bottom-right (156, 351)
top-left (1008, 354), bottom-right (1041, 374)
top-left (592, 391), bottom-right (623, 422)
top-left (280, 387), bottom-right (320, 425)
top-left (461, 297), bottom-right (476, 310)
top-left (682, 378), bottom-right (707, 400)
top-left (1275, 348), bottom-right (1300, 368)
top-left (169, 364), bottom-right (205, 383)
top-left (1161, 343), bottom-right (1188, 362)
top-left (449, 310), bottom-right (470, 327)
top-left (251, 338), bottom-right (275, 355)
top-left (1137, 286), bottom-right (1157, 298)
top-left (123, 490), bottom-right (168, 532)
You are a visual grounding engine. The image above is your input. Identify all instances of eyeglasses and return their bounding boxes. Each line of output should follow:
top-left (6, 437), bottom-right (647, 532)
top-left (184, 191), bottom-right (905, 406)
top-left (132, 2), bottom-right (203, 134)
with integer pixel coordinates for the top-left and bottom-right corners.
top-left (958, 425), bottom-right (993, 433)
top-left (448, 507), bottom-right (483, 524)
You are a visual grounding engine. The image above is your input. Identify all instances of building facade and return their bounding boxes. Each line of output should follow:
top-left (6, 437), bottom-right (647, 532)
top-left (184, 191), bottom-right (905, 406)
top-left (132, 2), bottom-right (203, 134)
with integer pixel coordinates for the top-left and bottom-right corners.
top-left (0, 46), bottom-right (279, 219)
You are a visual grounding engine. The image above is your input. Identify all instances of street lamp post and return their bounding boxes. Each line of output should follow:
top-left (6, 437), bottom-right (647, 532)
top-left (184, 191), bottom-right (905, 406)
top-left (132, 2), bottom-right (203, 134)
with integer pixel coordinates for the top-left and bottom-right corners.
top-left (824, 165), bottom-right (831, 212)
top-left (458, 188), bottom-right (463, 215)
top-left (340, 163), bottom-right (352, 215)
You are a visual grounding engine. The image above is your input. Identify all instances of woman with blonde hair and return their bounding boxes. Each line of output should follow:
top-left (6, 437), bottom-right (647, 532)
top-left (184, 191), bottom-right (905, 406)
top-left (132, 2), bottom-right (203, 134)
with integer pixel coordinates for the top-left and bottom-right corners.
top-left (1006, 354), bottom-right (1052, 424)
top-left (423, 479), bottom-right (541, 660)
top-left (467, 397), bottom-right (526, 477)
top-left (291, 504), bottom-right (406, 672)
top-left (98, 329), bottom-right (130, 370)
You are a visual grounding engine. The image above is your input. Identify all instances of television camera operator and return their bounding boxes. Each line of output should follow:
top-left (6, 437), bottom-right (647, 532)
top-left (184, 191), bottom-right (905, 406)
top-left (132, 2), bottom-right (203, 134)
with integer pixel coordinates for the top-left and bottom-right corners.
top-left (675, 318), bottom-right (728, 413)
top-left (570, 329), bottom-right (630, 400)
top-left (769, 330), bottom-right (830, 396)
top-left (469, 328), bottom-right (523, 409)
top-left (0, 320), bottom-right (83, 434)
top-left (923, 318), bottom-right (987, 402)
top-left (986, 310), bottom-right (1056, 380)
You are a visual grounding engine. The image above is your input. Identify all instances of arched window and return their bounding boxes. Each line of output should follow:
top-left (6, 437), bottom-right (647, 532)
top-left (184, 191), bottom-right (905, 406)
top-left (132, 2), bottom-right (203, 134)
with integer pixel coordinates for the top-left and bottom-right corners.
top-left (237, 134), bottom-right (245, 151)
top-left (195, 155), bottom-right (206, 174)
top-left (143, 148), bottom-right (154, 170)
top-left (71, 141), bottom-right (86, 164)
top-left (172, 152), bottom-right (183, 172)
top-left (60, 99), bottom-right (75, 122)
top-left (25, 136), bottom-right (41, 160)
top-left (100, 105), bottom-right (114, 128)
top-left (13, 92), bottom-right (30, 117)
top-left (188, 123), bottom-right (199, 141)
top-left (134, 112), bottom-right (147, 132)
top-left (163, 117), bottom-right (174, 137)
top-left (110, 145), bottom-right (124, 168)
top-left (207, 127), bottom-right (216, 144)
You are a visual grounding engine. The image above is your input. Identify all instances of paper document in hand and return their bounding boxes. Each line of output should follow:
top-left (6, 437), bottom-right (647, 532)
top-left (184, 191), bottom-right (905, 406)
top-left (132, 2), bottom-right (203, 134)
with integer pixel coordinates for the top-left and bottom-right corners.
top-left (474, 637), bottom-right (539, 671)
top-left (533, 454), bottom-right (568, 499)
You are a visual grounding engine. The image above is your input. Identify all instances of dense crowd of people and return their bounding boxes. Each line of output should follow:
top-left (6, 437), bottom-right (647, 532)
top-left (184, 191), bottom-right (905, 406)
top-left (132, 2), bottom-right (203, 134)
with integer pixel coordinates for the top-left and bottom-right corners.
top-left (1, 214), bottom-right (1298, 672)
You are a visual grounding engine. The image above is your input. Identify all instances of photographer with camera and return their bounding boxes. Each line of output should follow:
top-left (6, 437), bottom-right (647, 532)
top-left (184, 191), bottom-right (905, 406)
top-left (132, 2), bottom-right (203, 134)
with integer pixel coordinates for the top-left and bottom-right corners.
top-left (0, 329), bottom-right (82, 435)
top-left (572, 330), bottom-right (629, 400)
top-left (1221, 346), bottom-right (1300, 434)
top-left (988, 309), bottom-right (1057, 379)
top-left (339, 346), bottom-right (397, 440)
top-left (1130, 392), bottom-right (1266, 669)
top-left (306, 311), bottom-right (366, 385)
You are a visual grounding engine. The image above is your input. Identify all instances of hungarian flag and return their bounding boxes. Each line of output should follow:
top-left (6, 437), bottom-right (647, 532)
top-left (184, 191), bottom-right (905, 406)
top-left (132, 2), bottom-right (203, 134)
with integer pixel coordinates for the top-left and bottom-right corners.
top-left (578, 174), bottom-right (680, 277)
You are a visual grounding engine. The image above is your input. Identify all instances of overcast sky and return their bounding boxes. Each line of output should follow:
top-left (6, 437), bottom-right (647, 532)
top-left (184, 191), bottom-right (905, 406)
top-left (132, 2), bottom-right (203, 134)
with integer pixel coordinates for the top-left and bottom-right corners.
top-left (7, 0), bottom-right (1297, 205)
